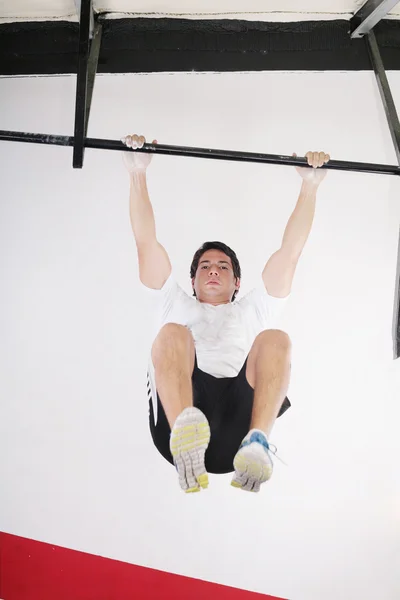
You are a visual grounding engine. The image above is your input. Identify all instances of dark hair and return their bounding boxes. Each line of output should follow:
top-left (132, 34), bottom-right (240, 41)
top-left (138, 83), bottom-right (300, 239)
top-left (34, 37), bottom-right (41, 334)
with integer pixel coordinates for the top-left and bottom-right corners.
top-left (190, 241), bottom-right (241, 302)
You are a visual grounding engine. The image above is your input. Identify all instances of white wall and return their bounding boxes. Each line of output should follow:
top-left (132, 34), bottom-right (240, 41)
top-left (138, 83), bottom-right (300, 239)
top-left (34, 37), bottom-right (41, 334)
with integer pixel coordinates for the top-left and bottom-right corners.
top-left (1, 71), bottom-right (400, 600)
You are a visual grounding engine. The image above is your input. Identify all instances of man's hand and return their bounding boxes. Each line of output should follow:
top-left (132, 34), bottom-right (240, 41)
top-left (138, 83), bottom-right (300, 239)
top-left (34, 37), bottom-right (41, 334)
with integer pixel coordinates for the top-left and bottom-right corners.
top-left (293, 151), bottom-right (330, 185)
top-left (122, 134), bottom-right (157, 173)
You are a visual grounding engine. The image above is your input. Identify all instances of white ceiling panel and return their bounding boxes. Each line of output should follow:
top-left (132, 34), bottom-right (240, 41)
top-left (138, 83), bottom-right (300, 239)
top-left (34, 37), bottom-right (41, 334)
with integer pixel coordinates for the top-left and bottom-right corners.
top-left (1, 0), bottom-right (400, 24)
top-left (0, 0), bottom-right (78, 22)
top-left (98, 0), bottom-right (361, 17)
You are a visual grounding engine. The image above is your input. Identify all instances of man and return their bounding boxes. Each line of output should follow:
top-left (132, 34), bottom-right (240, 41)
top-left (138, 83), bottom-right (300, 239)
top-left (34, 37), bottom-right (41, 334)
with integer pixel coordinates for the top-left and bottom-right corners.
top-left (122, 133), bottom-right (329, 493)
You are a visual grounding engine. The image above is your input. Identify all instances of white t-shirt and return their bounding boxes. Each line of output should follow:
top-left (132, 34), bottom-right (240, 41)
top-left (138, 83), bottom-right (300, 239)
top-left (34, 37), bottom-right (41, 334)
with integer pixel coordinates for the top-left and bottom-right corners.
top-left (143, 270), bottom-right (290, 419)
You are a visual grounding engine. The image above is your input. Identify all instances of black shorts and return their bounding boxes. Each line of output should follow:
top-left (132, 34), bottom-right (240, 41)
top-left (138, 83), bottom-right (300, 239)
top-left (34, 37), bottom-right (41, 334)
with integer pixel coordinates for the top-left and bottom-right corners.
top-left (148, 352), bottom-right (291, 475)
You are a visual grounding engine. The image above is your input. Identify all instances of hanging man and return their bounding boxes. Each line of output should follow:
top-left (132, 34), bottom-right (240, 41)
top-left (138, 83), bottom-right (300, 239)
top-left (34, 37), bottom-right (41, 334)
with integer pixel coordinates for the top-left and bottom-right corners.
top-left (122, 134), bottom-right (329, 493)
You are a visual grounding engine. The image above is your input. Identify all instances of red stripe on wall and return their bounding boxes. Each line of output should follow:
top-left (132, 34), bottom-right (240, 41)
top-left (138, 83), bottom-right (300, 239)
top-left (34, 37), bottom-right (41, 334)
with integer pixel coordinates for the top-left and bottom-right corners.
top-left (0, 531), bottom-right (286, 600)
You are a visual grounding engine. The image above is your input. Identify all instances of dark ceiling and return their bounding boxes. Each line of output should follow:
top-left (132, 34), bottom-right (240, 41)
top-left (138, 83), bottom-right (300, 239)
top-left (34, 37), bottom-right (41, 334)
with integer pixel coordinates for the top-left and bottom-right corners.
top-left (1, 17), bottom-right (400, 75)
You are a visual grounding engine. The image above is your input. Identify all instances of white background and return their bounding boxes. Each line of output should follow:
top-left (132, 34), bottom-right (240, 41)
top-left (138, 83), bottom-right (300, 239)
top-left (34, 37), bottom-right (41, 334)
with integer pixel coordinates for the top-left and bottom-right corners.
top-left (1, 71), bottom-right (400, 599)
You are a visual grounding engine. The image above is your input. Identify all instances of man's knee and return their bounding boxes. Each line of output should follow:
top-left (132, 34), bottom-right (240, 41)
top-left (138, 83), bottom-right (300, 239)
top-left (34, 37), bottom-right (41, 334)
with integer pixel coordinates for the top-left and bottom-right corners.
top-left (151, 324), bottom-right (195, 368)
top-left (153, 323), bottom-right (191, 344)
top-left (257, 329), bottom-right (291, 344)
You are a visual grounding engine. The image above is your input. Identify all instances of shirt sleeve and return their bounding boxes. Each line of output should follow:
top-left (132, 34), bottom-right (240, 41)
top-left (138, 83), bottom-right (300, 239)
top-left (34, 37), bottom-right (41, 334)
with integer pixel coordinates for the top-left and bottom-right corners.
top-left (138, 269), bottom-right (180, 319)
top-left (236, 274), bottom-right (290, 328)
top-left (138, 269), bottom-right (195, 337)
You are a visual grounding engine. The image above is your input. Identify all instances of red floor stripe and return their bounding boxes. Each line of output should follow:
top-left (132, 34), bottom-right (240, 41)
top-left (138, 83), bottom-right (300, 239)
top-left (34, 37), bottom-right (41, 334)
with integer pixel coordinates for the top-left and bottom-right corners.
top-left (0, 531), bottom-right (286, 600)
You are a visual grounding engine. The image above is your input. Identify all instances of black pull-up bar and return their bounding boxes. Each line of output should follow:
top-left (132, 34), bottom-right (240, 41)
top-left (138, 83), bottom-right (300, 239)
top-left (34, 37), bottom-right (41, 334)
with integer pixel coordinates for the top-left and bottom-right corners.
top-left (0, 129), bottom-right (399, 176)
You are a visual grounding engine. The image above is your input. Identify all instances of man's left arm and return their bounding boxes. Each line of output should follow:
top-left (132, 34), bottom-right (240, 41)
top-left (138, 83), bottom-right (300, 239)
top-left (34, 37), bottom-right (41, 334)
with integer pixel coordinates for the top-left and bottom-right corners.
top-left (262, 151), bottom-right (330, 298)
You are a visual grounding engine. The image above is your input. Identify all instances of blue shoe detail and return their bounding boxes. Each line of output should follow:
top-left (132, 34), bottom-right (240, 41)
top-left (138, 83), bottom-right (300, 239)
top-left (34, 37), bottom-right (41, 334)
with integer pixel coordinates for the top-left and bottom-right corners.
top-left (240, 431), bottom-right (270, 452)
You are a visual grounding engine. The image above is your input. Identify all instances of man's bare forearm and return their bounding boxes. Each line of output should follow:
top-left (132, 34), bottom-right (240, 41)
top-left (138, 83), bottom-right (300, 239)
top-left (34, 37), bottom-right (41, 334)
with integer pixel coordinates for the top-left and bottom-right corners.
top-left (129, 171), bottom-right (157, 246)
top-left (281, 181), bottom-right (318, 259)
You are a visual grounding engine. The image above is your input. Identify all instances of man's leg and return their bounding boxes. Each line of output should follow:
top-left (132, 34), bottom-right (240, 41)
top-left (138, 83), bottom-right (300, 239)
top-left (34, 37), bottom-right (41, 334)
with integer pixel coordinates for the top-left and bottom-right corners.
top-left (232, 329), bottom-right (292, 492)
top-left (151, 323), bottom-right (196, 428)
top-left (249, 330), bottom-right (292, 437)
top-left (151, 323), bottom-right (210, 493)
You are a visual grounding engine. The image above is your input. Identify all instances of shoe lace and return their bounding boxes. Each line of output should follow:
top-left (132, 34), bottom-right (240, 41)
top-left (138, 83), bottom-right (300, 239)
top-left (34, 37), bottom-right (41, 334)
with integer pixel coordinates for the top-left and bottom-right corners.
top-left (267, 443), bottom-right (288, 467)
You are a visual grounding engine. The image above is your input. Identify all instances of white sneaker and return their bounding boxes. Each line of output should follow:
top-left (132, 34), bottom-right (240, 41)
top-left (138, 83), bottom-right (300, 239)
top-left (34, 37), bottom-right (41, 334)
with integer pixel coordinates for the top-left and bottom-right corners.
top-left (169, 407), bottom-right (211, 493)
top-left (231, 429), bottom-right (274, 493)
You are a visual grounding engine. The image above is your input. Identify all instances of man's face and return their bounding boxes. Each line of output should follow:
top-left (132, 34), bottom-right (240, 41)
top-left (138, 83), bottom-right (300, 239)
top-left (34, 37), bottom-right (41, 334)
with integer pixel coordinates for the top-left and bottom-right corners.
top-left (191, 249), bottom-right (240, 305)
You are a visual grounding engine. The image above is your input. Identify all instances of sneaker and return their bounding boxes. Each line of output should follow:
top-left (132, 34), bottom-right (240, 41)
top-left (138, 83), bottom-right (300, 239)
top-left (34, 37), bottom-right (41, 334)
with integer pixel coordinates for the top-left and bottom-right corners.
top-left (169, 407), bottom-right (211, 493)
top-left (231, 429), bottom-right (274, 493)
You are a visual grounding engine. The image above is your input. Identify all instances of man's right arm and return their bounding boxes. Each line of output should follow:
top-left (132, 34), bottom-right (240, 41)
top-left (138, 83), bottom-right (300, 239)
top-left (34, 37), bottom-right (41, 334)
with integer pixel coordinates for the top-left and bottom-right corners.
top-left (123, 134), bottom-right (172, 289)
top-left (129, 170), bottom-right (157, 246)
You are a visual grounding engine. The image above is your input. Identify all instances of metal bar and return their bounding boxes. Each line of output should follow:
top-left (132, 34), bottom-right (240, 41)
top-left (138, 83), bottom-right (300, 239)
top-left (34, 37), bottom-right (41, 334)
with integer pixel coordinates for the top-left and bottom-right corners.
top-left (1, 130), bottom-right (400, 175)
top-left (366, 30), bottom-right (400, 164)
top-left (1, 128), bottom-right (399, 355)
top-left (392, 226), bottom-right (400, 359)
top-left (73, 0), bottom-right (92, 169)
top-left (364, 32), bottom-right (400, 359)
top-left (350, 0), bottom-right (400, 38)
top-left (85, 21), bottom-right (102, 139)
top-left (74, 0), bottom-right (94, 39)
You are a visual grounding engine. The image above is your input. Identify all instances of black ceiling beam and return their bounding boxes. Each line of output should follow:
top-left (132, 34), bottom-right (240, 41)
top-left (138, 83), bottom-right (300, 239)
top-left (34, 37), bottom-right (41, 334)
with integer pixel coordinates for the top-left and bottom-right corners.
top-left (393, 234), bottom-right (400, 359)
top-left (73, 0), bottom-right (102, 169)
top-left (366, 28), bottom-right (400, 358)
top-left (366, 31), bottom-right (400, 163)
top-left (74, 0), bottom-right (94, 39)
top-left (350, 0), bottom-right (400, 38)
top-left (2, 18), bottom-right (400, 75)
